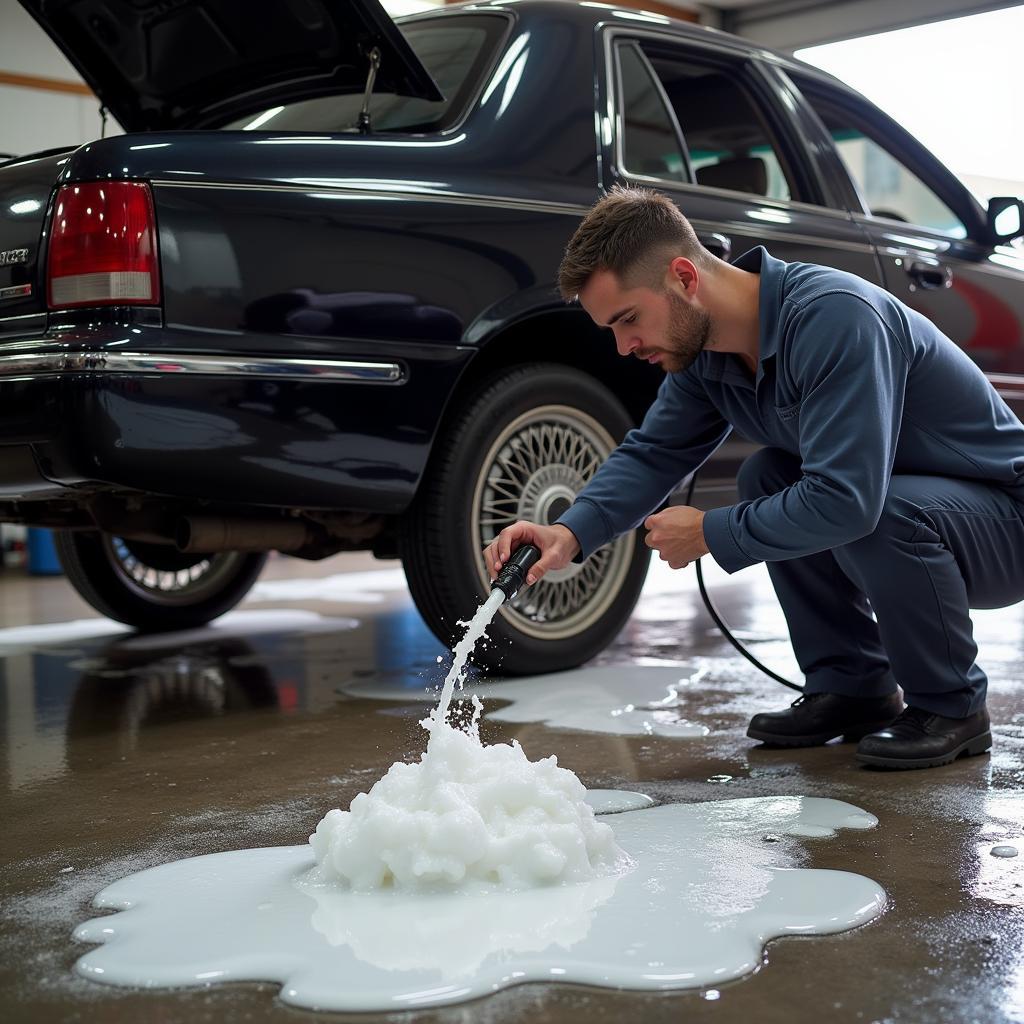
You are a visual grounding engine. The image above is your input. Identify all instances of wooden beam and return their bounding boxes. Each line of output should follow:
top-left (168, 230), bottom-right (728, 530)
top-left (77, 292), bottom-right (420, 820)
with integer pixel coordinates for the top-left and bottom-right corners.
top-left (0, 70), bottom-right (93, 97)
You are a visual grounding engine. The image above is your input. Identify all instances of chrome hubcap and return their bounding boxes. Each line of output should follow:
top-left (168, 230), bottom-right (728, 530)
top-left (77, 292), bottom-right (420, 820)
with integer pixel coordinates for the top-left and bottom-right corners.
top-left (104, 537), bottom-right (246, 608)
top-left (472, 405), bottom-right (636, 641)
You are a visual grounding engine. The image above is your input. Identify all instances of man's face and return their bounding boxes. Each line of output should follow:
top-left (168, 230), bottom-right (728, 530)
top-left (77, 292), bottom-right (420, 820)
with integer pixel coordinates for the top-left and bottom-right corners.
top-left (579, 268), bottom-right (711, 374)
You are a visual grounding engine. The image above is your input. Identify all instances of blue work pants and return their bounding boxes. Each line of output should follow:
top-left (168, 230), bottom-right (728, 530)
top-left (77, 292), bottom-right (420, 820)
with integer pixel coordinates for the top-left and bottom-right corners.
top-left (736, 447), bottom-right (1024, 717)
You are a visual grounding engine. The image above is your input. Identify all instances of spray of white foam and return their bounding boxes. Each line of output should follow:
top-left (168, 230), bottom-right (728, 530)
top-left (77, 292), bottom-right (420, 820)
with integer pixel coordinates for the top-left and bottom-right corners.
top-left (434, 588), bottom-right (504, 725)
top-left (307, 587), bottom-right (630, 892)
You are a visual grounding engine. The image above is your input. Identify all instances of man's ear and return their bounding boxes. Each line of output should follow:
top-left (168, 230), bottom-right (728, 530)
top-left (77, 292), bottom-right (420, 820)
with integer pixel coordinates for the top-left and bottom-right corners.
top-left (668, 256), bottom-right (699, 296)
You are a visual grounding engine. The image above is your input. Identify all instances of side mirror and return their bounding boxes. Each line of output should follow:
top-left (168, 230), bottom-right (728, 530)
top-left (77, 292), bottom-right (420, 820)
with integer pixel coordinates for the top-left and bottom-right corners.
top-left (987, 196), bottom-right (1024, 242)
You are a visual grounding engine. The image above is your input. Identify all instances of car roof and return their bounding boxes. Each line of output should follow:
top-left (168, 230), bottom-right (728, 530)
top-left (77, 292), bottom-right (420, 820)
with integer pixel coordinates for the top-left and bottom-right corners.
top-left (399, 0), bottom-right (856, 97)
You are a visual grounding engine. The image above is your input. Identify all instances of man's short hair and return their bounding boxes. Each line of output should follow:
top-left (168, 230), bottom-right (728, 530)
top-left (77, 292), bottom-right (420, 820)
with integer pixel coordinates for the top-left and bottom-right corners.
top-left (557, 185), bottom-right (710, 302)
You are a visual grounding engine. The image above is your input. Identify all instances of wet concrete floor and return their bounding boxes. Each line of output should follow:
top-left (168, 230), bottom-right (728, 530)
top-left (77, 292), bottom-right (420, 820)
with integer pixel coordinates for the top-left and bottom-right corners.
top-left (2, 553), bottom-right (1023, 1024)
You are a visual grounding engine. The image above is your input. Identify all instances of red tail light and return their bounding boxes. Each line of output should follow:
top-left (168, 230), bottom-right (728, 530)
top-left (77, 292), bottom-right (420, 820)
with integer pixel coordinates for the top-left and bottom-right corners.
top-left (47, 181), bottom-right (160, 308)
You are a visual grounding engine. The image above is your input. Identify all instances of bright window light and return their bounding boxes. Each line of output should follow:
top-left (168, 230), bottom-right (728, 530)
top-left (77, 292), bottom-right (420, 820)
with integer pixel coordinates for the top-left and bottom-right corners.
top-left (796, 5), bottom-right (1024, 204)
top-left (242, 106), bottom-right (285, 131)
top-left (383, 0), bottom-right (442, 15)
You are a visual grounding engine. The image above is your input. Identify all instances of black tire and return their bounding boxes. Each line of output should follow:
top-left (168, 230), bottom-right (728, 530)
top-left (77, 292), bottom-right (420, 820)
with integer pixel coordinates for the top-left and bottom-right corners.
top-left (54, 531), bottom-right (268, 632)
top-left (400, 363), bottom-right (650, 675)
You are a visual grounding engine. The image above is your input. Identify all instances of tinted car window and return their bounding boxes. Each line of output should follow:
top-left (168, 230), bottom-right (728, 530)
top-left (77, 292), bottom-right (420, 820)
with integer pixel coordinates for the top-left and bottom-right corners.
top-left (222, 15), bottom-right (505, 134)
top-left (794, 80), bottom-right (967, 238)
top-left (616, 43), bottom-right (687, 183)
top-left (641, 49), bottom-right (795, 201)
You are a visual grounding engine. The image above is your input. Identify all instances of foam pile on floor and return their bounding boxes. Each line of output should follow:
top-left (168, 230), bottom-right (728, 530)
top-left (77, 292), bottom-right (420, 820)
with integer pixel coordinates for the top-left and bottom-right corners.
top-left (310, 586), bottom-right (627, 892)
top-left (309, 696), bottom-right (628, 891)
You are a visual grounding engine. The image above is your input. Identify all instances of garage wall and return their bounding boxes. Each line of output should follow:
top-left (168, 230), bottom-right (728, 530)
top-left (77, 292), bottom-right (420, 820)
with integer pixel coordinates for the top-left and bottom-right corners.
top-left (0, 3), bottom-right (117, 159)
top-left (0, 0), bottom-right (446, 160)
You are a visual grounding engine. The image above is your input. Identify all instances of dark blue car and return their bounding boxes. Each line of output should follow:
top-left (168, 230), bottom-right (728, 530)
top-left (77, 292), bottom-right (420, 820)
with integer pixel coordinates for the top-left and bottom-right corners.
top-left (1, 0), bottom-right (1022, 672)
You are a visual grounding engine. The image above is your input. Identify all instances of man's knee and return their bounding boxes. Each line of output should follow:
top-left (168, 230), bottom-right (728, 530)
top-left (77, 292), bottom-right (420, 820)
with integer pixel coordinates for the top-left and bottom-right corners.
top-left (835, 492), bottom-right (921, 570)
top-left (736, 447), bottom-right (801, 501)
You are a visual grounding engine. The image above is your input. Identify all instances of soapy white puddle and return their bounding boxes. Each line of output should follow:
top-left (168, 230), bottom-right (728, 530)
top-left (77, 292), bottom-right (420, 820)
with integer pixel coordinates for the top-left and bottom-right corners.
top-left (585, 790), bottom-right (655, 814)
top-left (73, 794), bottom-right (884, 1012)
top-left (345, 664), bottom-right (713, 738)
top-left (0, 609), bottom-right (356, 655)
top-left (244, 560), bottom-right (756, 611)
top-left (250, 568), bottom-right (409, 604)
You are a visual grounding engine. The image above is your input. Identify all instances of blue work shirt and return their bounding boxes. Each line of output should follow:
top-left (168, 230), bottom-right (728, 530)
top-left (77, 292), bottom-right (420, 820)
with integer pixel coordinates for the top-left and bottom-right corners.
top-left (556, 246), bottom-right (1024, 573)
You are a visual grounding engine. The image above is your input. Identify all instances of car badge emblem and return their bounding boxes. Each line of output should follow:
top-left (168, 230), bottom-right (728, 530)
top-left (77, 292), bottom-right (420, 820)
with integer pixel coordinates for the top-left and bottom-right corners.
top-left (0, 248), bottom-right (30, 267)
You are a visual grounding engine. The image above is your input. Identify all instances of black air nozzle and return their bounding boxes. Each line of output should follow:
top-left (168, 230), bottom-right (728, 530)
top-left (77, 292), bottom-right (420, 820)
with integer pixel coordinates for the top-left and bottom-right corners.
top-left (491, 544), bottom-right (541, 601)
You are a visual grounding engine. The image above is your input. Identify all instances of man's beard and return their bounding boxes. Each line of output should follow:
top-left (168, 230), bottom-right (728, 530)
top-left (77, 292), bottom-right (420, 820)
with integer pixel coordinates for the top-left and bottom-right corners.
top-left (657, 291), bottom-right (712, 374)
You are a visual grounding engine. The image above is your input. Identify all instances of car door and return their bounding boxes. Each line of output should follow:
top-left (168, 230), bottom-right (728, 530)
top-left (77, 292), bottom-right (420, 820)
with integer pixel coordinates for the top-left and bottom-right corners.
top-left (784, 68), bottom-right (1024, 426)
top-left (598, 26), bottom-right (882, 505)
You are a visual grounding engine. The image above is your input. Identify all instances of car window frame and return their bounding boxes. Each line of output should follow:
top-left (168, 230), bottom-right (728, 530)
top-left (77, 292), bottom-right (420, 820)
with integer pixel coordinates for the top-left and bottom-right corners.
top-left (600, 25), bottom-right (833, 214)
top-left (756, 60), bottom-right (863, 213)
top-left (781, 66), bottom-right (989, 243)
top-left (612, 39), bottom-right (692, 186)
top-left (260, 9), bottom-right (515, 140)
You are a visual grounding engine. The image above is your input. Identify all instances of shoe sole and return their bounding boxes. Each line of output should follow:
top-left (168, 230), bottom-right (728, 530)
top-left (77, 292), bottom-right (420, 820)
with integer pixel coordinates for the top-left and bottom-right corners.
top-left (747, 717), bottom-right (899, 749)
top-left (855, 730), bottom-right (993, 770)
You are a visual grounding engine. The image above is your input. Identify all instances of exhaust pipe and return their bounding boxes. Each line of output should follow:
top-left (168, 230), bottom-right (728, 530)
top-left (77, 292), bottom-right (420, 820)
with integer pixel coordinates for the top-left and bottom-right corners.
top-left (176, 517), bottom-right (311, 553)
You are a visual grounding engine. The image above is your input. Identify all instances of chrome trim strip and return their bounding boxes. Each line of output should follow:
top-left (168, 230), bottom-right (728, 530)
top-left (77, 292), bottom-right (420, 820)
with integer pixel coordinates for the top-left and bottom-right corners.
top-left (151, 179), bottom-right (591, 218)
top-left (684, 217), bottom-right (873, 255)
top-left (986, 373), bottom-right (1024, 402)
top-left (0, 350), bottom-right (405, 383)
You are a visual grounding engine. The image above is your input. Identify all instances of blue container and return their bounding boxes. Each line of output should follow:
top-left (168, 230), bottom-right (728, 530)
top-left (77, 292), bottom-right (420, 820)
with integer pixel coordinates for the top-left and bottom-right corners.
top-left (27, 528), bottom-right (63, 576)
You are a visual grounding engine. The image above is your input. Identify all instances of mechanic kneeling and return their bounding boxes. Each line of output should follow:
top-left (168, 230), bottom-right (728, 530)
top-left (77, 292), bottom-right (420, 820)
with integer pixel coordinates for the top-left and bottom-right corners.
top-left (485, 186), bottom-right (1024, 771)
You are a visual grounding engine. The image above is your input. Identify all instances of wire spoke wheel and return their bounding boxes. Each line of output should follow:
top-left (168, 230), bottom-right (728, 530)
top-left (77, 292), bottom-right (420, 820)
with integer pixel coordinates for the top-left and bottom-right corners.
top-left (55, 530), bottom-right (268, 631)
top-left (103, 537), bottom-right (251, 607)
top-left (400, 364), bottom-right (650, 674)
top-left (471, 404), bottom-right (636, 641)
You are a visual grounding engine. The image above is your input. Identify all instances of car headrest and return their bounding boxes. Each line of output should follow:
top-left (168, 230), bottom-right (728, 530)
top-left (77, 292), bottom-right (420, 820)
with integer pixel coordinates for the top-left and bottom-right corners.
top-left (695, 156), bottom-right (768, 195)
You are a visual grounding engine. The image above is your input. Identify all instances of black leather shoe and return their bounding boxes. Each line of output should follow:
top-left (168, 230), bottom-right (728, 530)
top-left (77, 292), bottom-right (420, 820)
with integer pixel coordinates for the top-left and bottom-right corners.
top-left (747, 691), bottom-right (904, 747)
top-left (856, 706), bottom-right (991, 769)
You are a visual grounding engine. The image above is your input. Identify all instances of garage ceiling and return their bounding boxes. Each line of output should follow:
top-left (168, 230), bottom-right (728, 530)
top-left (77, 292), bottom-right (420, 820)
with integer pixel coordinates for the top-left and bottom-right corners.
top-left (680, 0), bottom-right (1022, 50)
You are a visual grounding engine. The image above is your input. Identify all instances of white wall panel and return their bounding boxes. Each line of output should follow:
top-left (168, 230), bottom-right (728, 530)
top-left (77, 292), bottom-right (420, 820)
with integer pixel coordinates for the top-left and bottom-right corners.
top-left (708, 0), bottom-right (1022, 50)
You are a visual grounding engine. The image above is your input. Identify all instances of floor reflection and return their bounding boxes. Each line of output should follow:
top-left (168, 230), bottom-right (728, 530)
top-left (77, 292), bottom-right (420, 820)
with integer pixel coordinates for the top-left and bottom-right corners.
top-left (1, 606), bottom-right (446, 795)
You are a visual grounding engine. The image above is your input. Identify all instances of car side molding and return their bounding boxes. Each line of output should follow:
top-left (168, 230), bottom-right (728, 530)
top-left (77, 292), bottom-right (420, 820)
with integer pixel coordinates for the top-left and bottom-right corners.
top-left (0, 350), bottom-right (405, 384)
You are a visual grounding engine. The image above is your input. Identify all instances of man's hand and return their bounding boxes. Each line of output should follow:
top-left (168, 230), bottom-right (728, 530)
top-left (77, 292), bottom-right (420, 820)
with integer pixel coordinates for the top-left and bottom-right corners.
top-left (484, 522), bottom-right (581, 585)
top-left (644, 506), bottom-right (709, 569)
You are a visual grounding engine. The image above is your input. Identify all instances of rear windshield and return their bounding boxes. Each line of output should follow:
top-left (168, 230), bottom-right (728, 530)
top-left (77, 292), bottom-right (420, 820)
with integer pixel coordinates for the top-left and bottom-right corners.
top-left (222, 14), bottom-right (507, 135)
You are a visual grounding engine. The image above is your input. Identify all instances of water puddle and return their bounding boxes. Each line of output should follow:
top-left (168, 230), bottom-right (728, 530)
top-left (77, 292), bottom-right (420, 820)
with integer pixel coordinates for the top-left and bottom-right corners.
top-left (73, 794), bottom-right (884, 1012)
top-left (344, 664), bottom-right (713, 737)
top-left (0, 609), bottom-right (356, 655)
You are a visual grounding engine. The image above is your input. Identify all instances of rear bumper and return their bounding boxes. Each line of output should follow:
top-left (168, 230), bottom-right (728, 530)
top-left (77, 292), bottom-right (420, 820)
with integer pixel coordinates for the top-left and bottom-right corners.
top-left (0, 333), bottom-right (472, 510)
